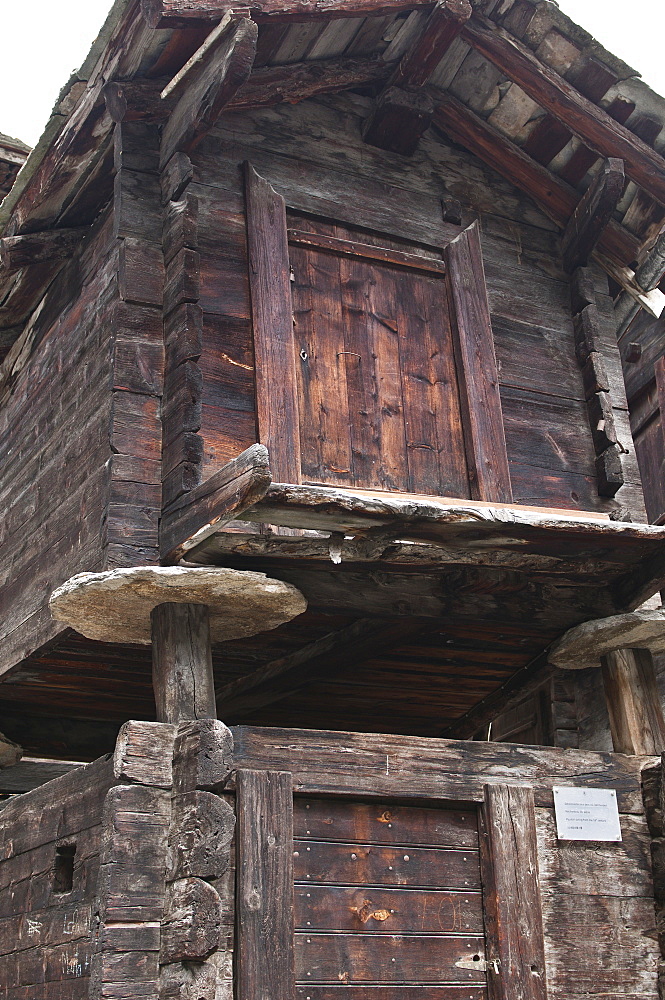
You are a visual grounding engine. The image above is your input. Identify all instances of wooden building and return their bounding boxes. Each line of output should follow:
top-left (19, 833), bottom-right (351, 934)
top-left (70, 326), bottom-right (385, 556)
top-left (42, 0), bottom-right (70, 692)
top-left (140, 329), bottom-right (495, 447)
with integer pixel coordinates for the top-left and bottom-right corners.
top-left (2, 0), bottom-right (665, 997)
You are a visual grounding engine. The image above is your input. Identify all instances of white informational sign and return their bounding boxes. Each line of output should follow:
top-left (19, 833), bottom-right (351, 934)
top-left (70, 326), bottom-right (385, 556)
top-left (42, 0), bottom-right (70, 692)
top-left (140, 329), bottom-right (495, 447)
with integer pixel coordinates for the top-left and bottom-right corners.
top-left (553, 786), bottom-right (622, 842)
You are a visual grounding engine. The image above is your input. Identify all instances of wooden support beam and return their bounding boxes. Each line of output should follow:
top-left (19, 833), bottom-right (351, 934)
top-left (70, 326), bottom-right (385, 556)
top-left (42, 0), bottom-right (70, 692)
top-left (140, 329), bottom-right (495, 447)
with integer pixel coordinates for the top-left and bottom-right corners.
top-left (232, 55), bottom-right (389, 111)
top-left (105, 56), bottom-right (390, 124)
top-left (562, 158), bottom-right (625, 272)
top-left (160, 16), bottom-right (258, 168)
top-left (480, 784), bottom-right (547, 1000)
top-left (393, 0), bottom-right (472, 89)
top-left (216, 618), bottom-right (426, 717)
top-left (104, 79), bottom-right (174, 123)
top-left (160, 444), bottom-right (272, 564)
top-left (445, 222), bottom-right (512, 503)
top-left (0, 227), bottom-right (90, 271)
top-left (462, 13), bottom-right (665, 209)
top-left (364, 0), bottom-right (471, 156)
top-left (363, 87), bottom-right (435, 156)
top-left (142, 0), bottom-right (431, 28)
top-left (601, 647), bottom-right (665, 755)
top-left (0, 758), bottom-right (80, 793)
top-left (237, 769), bottom-right (295, 1000)
top-left (151, 603), bottom-right (217, 723)
top-left (432, 93), bottom-right (641, 267)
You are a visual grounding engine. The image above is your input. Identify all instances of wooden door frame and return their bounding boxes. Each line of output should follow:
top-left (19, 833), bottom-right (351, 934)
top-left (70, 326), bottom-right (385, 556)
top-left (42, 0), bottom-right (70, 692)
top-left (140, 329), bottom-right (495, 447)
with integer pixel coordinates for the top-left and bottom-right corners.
top-left (235, 769), bottom-right (546, 1000)
top-left (244, 161), bottom-right (513, 503)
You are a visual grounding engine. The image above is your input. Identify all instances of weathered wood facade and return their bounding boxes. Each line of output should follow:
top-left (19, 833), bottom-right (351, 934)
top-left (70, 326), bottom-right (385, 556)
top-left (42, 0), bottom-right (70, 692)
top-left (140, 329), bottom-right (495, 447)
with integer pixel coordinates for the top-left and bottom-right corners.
top-left (2, 0), bottom-right (665, 996)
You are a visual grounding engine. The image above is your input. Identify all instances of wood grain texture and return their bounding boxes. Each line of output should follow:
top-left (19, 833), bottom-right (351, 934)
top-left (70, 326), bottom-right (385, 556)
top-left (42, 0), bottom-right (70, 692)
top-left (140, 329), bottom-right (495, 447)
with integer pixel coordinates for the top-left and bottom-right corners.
top-left (245, 163), bottom-right (302, 484)
top-left (480, 784), bottom-right (547, 1000)
top-left (160, 18), bottom-right (258, 167)
top-left (433, 95), bottom-right (640, 267)
top-left (237, 769), bottom-right (295, 1000)
top-left (445, 222), bottom-right (512, 502)
top-left (151, 603), bottom-right (216, 723)
top-left (462, 13), bottom-right (665, 210)
top-left (160, 443), bottom-right (272, 563)
top-left (562, 158), bottom-right (626, 272)
top-left (0, 229), bottom-right (91, 271)
top-left (216, 618), bottom-right (426, 716)
top-left (230, 727), bottom-right (649, 813)
top-left (142, 0), bottom-right (432, 28)
top-left (601, 647), bottom-right (665, 755)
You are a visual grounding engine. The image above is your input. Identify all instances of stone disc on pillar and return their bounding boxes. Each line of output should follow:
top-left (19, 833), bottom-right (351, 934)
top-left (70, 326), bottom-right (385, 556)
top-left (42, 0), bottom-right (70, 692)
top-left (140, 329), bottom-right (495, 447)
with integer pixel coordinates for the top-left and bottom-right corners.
top-left (548, 609), bottom-right (665, 670)
top-left (49, 565), bottom-right (307, 644)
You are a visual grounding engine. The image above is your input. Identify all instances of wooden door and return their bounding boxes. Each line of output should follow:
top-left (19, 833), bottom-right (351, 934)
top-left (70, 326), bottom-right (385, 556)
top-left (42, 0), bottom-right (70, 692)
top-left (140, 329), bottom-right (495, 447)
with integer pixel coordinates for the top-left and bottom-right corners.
top-left (236, 770), bottom-right (548, 1000)
top-left (289, 220), bottom-right (469, 497)
top-left (245, 163), bottom-right (512, 504)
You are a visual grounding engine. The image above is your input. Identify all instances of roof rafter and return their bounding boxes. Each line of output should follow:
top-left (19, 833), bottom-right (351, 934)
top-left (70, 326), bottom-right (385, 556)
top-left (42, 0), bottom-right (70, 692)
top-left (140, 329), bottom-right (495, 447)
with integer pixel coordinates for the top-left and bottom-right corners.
top-left (432, 93), bottom-right (641, 268)
top-left (461, 13), bottom-right (665, 209)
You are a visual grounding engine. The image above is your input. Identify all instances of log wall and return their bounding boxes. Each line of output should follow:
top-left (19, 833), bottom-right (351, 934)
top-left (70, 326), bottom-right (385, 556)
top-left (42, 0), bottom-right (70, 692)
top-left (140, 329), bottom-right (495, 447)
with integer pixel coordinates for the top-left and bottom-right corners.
top-left (0, 120), bottom-right (165, 681)
top-left (0, 757), bottom-right (116, 1000)
top-left (187, 92), bottom-right (644, 519)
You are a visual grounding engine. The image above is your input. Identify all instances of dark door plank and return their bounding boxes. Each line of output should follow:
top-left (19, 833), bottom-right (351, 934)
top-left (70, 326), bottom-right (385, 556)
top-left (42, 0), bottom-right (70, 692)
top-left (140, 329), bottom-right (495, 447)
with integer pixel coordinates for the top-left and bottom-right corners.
top-left (295, 884), bottom-right (484, 934)
top-left (295, 933), bottom-right (487, 985)
top-left (293, 840), bottom-right (482, 889)
top-left (293, 798), bottom-right (479, 849)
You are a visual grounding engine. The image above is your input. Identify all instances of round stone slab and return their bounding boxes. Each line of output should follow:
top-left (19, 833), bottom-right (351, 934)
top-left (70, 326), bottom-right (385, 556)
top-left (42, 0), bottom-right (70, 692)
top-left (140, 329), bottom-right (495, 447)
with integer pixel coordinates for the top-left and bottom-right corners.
top-left (49, 566), bottom-right (307, 645)
top-left (548, 610), bottom-right (665, 670)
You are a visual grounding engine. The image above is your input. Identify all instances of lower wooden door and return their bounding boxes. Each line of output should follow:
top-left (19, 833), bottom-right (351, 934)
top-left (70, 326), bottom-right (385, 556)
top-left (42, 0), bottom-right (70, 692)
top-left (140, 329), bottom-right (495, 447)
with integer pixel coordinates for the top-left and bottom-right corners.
top-left (236, 770), bottom-right (547, 1000)
top-left (292, 796), bottom-right (487, 999)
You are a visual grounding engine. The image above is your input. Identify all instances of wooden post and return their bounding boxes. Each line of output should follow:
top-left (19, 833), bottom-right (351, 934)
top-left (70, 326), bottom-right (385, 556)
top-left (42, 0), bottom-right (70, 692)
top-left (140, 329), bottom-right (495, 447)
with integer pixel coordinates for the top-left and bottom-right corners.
top-left (601, 647), bottom-right (665, 755)
top-left (151, 602), bottom-right (216, 723)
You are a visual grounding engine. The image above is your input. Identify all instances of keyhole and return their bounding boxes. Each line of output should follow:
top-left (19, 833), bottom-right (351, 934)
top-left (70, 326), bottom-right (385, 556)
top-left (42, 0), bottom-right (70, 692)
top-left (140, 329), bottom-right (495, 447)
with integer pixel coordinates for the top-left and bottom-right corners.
top-left (300, 349), bottom-right (308, 361)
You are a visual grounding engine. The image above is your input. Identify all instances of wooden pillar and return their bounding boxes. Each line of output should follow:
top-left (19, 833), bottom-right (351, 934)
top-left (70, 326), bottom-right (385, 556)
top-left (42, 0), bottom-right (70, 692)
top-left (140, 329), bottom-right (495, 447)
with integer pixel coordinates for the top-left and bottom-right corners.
top-left (151, 602), bottom-right (216, 722)
top-left (601, 647), bottom-right (665, 755)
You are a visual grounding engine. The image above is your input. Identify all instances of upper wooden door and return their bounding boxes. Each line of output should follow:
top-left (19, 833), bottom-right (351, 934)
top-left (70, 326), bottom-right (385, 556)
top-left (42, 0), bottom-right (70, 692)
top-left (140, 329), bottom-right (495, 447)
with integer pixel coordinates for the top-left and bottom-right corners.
top-left (245, 163), bottom-right (512, 504)
top-left (289, 219), bottom-right (468, 496)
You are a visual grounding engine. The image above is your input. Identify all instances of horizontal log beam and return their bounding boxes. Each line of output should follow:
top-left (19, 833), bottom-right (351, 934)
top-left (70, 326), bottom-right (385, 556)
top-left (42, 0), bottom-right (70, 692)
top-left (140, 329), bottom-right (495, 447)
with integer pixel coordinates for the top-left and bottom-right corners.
top-left (562, 157), bottom-right (625, 272)
top-left (231, 55), bottom-right (391, 110)
top-left (432, 93), bottom-right (641, 267)
top-left (104, 78), bottom-right (174, 123)
top-left (0, 227), bottom-right (91, 271)
top-left (0, 758), bottom-right (79, 793)
top-left (104, 57), bottom-right (390, 124)
top-left (217, 618), bottom-right (427, 717)
top-left (160, 16), bottom-right (258, 167)
top-left (462, 13), bottom-right (665, 209)
top-left (141, 0), bottom-right (433, 28)
top-left (160, 443), bottom-right (272, 564)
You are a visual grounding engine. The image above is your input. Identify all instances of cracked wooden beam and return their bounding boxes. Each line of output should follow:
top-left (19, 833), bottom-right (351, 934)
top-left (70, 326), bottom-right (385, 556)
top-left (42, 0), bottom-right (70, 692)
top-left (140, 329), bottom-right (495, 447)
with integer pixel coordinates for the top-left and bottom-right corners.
top-left (160, 15), bottom-right (258, 168)
top-left (562, 158), bottom-right (626, 272)
top-left (364, 0), bottom-right (472, 156)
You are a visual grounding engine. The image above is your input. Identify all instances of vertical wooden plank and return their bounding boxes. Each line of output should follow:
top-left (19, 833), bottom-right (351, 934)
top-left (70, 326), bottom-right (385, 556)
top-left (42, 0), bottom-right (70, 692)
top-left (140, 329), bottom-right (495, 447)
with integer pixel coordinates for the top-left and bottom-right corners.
top-left (397, 267), bottom-right (469, 496)
top-left (480, 784), bottom-right (547, 1000)
top-left (445, 221), bottom-right (513, 503)
top-left (244, 163), bottom-right (302, 484)
top-left (237, 769), bottom-right (295, 1000)
top-left (341, 254), bottom-right (383, 489)
top-left (368, 262), bottom-right (409, 492)
top-left (291, 244), bottom-right (353, 486)
top-left (601, 647), bottom-right (665, 756)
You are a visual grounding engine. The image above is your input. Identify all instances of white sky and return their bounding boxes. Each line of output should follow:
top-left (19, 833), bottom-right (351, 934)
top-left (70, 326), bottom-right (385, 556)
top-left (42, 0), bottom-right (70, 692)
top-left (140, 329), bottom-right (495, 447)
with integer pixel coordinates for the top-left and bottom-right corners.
top-left (1, 0), bottom-right (664, 147)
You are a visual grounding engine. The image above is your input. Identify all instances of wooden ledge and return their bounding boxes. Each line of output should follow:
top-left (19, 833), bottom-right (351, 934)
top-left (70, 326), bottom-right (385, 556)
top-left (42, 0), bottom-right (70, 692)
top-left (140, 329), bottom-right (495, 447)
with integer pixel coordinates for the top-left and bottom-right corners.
top-left (549, 610), bottom-right (665, 670)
